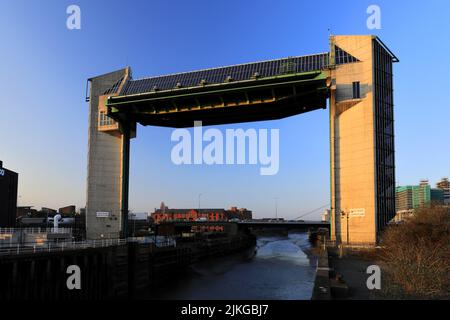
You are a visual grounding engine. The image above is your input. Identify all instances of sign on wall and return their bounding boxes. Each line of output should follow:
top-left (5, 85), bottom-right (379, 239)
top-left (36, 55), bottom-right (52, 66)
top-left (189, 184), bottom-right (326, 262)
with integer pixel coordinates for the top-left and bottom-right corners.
top-left (349, 208), bottom-right (366, 217)
top-left (96, 212), bottom-right (111, 218)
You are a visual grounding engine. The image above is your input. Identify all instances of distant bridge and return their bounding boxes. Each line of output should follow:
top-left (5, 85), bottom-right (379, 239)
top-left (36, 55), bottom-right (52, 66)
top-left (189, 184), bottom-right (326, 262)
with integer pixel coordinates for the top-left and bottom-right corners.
top-left (156, 220), bottom-right (330, 232)
top-left (237, 220), bottom-right (329, 230)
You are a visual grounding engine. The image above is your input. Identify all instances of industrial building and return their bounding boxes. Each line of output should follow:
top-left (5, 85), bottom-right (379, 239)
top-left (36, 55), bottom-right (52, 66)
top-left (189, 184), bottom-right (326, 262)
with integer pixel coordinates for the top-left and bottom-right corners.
top-left (58, 205), bottom-right (76, 215)
top-left (151, 203), bottom-right (252, 224)
top-left (16, 206), bottom-right (37, 219)
top-left (0, 161), bottom-right (18, 228)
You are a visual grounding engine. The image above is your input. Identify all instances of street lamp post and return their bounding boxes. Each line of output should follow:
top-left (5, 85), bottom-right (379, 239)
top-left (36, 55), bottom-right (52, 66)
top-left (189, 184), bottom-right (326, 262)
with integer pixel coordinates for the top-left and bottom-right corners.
top-left (341, 210), bottom-right (349, 245)
top-left (346, 212), bottom-right (349, 244)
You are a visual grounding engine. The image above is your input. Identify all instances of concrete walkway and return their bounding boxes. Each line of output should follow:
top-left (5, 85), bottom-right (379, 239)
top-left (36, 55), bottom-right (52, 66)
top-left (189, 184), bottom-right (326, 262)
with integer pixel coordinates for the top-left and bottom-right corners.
top-left (329, 252), bottom-right (379, 299)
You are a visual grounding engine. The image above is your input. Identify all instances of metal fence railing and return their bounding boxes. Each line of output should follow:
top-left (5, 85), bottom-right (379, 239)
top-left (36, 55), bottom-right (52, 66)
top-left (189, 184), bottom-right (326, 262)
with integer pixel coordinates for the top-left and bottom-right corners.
top-left (320, 239), bottom-right (382, 253)
top-left (0, 236), bottom-right (177, 257)
top-left (128, 236), bottom-right (176, 248)
top-left (0, 227), bottom-right (73, 234)
top-left (0, 238), bottom-right (128, 256)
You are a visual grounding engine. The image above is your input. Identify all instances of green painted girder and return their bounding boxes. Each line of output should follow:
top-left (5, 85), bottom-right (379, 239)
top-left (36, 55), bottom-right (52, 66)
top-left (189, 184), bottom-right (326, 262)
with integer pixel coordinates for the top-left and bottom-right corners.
top-left (107, 70), bottom-right (329, 128)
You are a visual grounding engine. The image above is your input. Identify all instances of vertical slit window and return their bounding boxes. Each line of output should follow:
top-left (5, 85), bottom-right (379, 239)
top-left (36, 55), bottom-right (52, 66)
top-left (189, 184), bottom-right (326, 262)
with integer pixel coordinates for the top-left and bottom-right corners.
top-left (352, 81), bottom-right (361, 99)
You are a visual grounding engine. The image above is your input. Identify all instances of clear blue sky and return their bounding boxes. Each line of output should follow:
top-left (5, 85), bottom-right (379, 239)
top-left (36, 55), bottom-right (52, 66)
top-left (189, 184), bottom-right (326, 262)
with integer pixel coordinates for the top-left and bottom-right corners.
top-left (1, 0), bottom-right (449, 219)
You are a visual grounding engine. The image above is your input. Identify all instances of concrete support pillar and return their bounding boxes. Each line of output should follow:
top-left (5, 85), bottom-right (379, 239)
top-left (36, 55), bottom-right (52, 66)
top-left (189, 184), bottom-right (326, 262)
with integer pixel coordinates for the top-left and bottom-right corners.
top-left (120, 122), bottom-right (130, 239)
top-left (85, 68), bottom-right (132, 239)
top-left (329, 35), bottom-right (396, 245)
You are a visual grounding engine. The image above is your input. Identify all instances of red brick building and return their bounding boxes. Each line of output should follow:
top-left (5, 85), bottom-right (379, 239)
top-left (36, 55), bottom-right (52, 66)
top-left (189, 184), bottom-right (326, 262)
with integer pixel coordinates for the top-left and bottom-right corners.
top-left (151, 203), bottom-right (251, 224)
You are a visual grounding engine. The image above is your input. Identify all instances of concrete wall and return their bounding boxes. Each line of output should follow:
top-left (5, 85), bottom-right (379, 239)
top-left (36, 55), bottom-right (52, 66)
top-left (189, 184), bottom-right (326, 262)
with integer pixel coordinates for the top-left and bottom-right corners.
top-left (330, 36), bottom-right (377, 244)
top-left (86, 69), bottom-right (129, 239)
top-left (0, 244), bottom-right (130, 299)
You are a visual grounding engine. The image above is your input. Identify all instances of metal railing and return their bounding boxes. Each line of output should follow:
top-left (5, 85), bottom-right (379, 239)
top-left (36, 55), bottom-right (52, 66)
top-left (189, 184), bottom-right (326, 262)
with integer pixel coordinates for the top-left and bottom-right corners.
top-left (0, 236), bottom-right (177, 256)
top-left (155, 237), bottom-right (176, 248)
top-left (320, 239), bottom-right (383, 254)
top-left (324, 240), bottom-right (381, 248)
top-left (0, 227), bottom-right (73, 234)
top-left (128, 236), bottom-right (176, 248)
top-left (0, 228), bottom-right (16, 234)
top-left (0, 238), bottom-right (127, 256)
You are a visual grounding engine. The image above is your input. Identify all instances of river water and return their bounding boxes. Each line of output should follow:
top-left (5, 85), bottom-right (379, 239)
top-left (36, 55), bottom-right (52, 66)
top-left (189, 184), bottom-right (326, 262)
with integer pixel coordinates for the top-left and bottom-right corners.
top-left (152, 232), bottom-right (317, 300)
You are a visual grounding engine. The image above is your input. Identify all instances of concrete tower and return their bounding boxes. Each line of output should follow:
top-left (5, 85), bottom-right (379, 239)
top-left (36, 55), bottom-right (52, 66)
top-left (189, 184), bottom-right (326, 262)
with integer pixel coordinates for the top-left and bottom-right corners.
top-left (329, 35), bottom-right (397, 244)
top-left (85, 67), bottom-right (133, 239)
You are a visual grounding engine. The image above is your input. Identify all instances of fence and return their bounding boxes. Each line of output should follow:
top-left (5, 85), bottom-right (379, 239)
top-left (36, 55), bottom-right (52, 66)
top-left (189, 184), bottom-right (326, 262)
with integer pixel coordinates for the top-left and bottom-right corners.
top-left (324, 240), bottom-right (379, 248)
top-left (0, 236), bottom-right (176, 257)
top-left (318, 239), bottom-right (383, 259)
top-left (128, 236), bottom-right (176, 248)
top-left (0, 238), bottom-right (128, 256)
top-left (0, 227), bottom-right (73, 234)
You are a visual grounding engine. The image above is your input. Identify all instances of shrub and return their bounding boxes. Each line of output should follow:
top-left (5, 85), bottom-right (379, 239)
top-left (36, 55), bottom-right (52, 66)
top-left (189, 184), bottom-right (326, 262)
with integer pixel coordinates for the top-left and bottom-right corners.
top-left (380, 205), bottom-right (450, 298)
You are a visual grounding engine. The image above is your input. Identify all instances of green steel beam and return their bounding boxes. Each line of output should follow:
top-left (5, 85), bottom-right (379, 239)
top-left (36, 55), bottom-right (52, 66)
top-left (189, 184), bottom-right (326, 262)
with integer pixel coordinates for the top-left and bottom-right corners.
top-left (106, 70), bottom-right (329, 128)
top-left (107, 71), bottom-right (327, 107)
